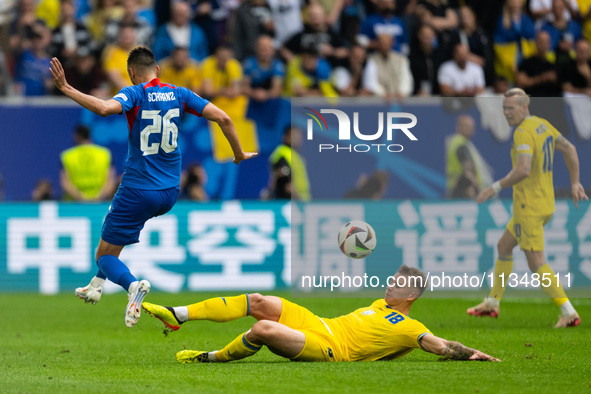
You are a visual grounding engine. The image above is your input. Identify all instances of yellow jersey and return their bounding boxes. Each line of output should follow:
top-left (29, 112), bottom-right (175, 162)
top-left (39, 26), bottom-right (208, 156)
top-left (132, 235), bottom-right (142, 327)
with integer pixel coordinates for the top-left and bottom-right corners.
top-left (102, 45), bottom-right (133, 96)
top-left (159, 59), bottom-right (202, 93)
top-left (511, 116), bottom-right (561, 217)
top-left (60, 144), bottom-right (112, 200)
top-left (578, 0), bottom-right (591, 43)
top-left (325, 299), bottom-right (431, 361)
top-left (201, 56), bottom-right (243, 90)
top-left (283, 56), bottom-right (338, 97)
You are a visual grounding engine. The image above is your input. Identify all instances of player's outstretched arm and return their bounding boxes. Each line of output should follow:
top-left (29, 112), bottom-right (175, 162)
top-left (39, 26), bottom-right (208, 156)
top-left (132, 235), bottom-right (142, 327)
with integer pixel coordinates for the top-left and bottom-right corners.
top-left (201, 103), bottom-right (258, 164)
top-left (476, 154), bottom-right (531, 204)
top-left (50, 57), bottom-right (122, 117)
top-left (419, 333), bottom-right (500, 361)
top-left (556, 135), bottom-right (589, 208)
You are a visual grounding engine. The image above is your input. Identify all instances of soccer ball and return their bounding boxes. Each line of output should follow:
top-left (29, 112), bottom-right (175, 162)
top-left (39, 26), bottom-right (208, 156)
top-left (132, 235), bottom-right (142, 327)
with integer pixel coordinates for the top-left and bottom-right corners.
top-left (338, 220), bottom-right (377, 259)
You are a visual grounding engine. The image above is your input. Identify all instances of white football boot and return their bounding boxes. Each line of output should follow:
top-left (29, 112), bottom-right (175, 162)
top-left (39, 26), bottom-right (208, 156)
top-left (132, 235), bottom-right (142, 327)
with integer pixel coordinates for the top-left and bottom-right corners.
top-left (74, 277), bottom-right (104, 304)
top-left (124, 280), bottom-right (151, 328)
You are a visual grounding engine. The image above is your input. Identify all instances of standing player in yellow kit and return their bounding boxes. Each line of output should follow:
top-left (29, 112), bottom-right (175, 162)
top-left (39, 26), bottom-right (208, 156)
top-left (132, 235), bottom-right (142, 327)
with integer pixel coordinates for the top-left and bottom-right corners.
top-left (143, 265), bottom-right (500, 363)
top-left (467, 88), bottom-right (588, 327)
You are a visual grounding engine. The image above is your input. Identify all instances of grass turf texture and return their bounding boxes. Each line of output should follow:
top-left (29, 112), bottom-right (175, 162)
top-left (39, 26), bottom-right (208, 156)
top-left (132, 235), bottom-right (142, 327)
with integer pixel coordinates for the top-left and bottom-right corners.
top-left (0, 293), bottom-right (589, 393)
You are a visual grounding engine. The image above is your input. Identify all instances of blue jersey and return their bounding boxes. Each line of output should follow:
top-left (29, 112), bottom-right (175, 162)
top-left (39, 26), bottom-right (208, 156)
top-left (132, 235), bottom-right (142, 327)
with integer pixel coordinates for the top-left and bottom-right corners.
top-left (112, 79), bottom-right (209, 190)
top-left (360, 14), bottom-right (408, 54)
top-left (541, 20), bottom-right (582, 52)
top-left (305, 57), bottom-right (331, 81)
top-left (16, 50), bottom-right (52, 96)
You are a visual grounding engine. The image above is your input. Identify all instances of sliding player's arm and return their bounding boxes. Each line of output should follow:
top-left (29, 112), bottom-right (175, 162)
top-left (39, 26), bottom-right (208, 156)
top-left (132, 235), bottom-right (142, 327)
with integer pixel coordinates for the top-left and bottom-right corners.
top-left (201, 102), bottom-right (258, 164)
top-left (476, 154), bottom-right (531, 204)
top-left (419, 333), bottom-right (500, 361)
top-left (555, 135), bottom-right (589, 208)
top-left (50, 57), bottom-right (122, 117)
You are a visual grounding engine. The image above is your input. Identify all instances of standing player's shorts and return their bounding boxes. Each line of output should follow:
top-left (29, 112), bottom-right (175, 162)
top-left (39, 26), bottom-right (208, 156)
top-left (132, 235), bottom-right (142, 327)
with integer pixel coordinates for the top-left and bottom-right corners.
top-left (507, 214), bottom-right (553, 252)
top-left (278, 298), bottom-right (344, 362)
top-left (101, 186), bottom-right (179, 246)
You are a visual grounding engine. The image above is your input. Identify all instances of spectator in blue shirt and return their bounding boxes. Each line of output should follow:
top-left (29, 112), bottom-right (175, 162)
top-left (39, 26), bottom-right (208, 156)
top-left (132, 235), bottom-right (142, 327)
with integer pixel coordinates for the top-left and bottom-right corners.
top-left (284, 45), bottom-right (337, 97)
top-left (15, 22), bottom-right (53, 96)
top-left (152, 0), bottom-right (208, 61)
top-left (242, 35), bottom-right (285, 102)
top-left (358, 0), bottom-right (409, 55)
top-left (541, 0), bottom-right (582, 67)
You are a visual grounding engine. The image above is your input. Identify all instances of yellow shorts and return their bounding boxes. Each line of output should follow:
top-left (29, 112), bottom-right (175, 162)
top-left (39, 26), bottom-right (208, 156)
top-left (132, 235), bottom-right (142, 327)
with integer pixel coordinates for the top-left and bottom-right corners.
top-left (507, 215), bottom-right (552, 251)
top-left (278, 298), bottom-right (343, 362)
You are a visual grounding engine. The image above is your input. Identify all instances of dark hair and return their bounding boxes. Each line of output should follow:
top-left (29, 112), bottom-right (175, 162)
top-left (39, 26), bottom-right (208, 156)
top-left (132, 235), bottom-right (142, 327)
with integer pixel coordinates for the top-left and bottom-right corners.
top-left (283, 125), bottom-right (294, 136)
top-left (171, 46), bottom-right (189, 54)
top-left (301, 44), bottom-right (319, 56)
top-left (186, 163), bottom-right (204, 186)
top-left (127, 46), bottom-right (157, 71)
top-left (216, 43), bottom-right (234, 53)
top-left (75, 125), bottom-right (91, 140)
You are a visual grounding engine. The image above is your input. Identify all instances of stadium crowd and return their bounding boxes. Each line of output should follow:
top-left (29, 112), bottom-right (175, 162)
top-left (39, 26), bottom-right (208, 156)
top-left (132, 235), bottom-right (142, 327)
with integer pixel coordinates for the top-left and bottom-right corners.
top-left (1, 0), bottom-right (591, 100)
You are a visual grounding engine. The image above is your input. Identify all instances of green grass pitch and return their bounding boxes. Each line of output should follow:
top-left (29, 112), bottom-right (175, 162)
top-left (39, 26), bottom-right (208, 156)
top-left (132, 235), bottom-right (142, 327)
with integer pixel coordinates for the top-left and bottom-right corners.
top-left (0, 292), bottom-right (589, 393)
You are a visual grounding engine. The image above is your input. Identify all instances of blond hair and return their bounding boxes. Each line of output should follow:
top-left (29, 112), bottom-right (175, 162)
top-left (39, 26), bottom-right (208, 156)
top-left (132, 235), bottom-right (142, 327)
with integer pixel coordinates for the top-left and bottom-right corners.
top-left (504, 87), bottom-right (530, 106)
top-left (397, 265), bottom-right (428, 298)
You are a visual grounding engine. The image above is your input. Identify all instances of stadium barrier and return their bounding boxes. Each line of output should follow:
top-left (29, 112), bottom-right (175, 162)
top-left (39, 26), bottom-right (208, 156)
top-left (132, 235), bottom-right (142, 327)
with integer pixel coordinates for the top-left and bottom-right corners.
top-left (1, 200), bottom-right (590, 293)
top-left (3, 97), bottom-right (591, 201)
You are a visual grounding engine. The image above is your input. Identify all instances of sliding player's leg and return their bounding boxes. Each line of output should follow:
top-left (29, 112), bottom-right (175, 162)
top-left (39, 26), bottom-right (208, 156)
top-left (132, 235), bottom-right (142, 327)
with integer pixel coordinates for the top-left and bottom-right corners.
top-left (177, 321), bottom-right (306, 363)
top-left (143, 293), bottom-right (282, 332)
top-left (467, 227), bottom-right (517, 318)
top-left (174, 297), bottom-right (340, 363)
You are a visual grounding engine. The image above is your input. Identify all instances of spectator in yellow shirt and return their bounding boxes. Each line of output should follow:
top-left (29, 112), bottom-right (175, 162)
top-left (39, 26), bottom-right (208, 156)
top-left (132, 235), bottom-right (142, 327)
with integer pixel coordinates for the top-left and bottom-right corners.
top-left (579, 0), bottom-right (591, 43)
top-left (102, 23), bottom-right (136, 95)
top-left (284, 46), bottom-right (338, 97)
top-left (35, 0), bottom-right (59, 29)
top-left (159, 47), bottom-right (202, 93)
top-left (201, 44), bottom-right (248, 119)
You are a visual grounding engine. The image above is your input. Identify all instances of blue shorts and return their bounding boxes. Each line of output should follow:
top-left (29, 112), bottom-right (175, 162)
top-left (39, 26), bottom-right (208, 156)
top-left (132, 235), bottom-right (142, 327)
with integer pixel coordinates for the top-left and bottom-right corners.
top-left (101, 186), bottom-right (179, 246)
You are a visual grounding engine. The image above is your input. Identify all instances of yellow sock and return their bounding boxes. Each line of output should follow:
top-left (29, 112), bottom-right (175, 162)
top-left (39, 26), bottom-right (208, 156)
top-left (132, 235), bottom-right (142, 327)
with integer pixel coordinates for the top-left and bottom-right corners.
top-left (214, 332), bottom-right (262, 362)
top-left (489, 256), bottom-right (514, 300)
top-left (536, 263), bottom-right (568, 306)
top-left (187, 294), bottom-right (249, 322)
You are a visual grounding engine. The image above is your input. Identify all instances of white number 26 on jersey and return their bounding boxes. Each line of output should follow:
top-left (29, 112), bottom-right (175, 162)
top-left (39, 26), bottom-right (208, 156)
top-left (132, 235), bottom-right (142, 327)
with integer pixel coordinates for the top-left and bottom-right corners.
top-left (140, 109), bottom-right (180, 155)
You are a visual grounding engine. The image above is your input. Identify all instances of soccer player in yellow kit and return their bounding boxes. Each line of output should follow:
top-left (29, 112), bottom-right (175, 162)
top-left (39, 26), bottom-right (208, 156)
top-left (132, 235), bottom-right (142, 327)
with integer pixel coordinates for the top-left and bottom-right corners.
top-left (143, 265), bottom-right (499, 363)
top-left (467, 88), bottom-right (588, 328)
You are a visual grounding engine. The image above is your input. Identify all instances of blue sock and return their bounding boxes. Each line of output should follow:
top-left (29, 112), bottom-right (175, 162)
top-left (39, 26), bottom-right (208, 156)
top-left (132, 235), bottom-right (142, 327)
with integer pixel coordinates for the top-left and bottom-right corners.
top-left (96, 255), bottom-right (137, 291)
top-left (96, 269), bottom-right (107, 280)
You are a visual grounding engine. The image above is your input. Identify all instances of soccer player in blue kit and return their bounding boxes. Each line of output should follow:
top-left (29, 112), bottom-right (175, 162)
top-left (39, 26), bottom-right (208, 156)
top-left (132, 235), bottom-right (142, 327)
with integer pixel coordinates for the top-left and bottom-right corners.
top-left (50, 47), bottom-right (258, 327)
